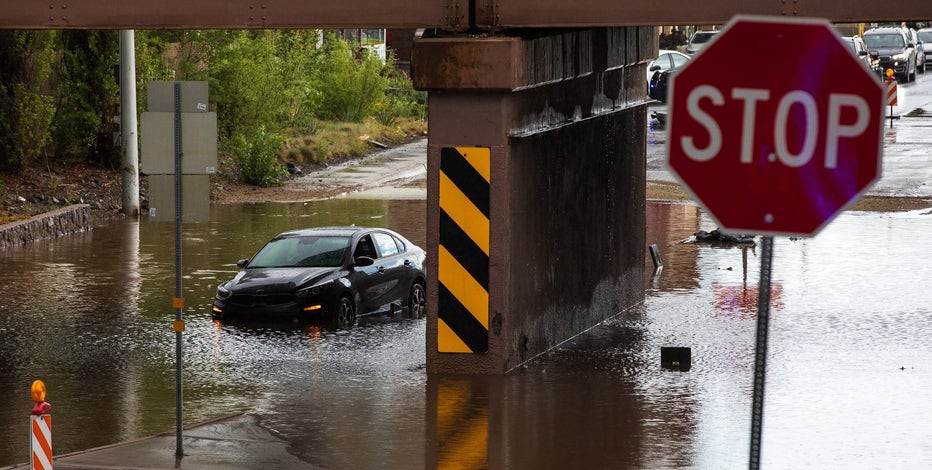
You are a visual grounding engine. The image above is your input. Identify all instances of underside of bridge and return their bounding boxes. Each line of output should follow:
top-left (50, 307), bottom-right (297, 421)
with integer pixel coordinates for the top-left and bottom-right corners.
top-left (413, 28), bottom-right (653, 373)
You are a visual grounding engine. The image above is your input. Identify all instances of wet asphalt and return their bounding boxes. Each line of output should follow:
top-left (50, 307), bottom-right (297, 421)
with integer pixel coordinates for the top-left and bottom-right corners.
top-left (5, 74), bottom-right (932, 470)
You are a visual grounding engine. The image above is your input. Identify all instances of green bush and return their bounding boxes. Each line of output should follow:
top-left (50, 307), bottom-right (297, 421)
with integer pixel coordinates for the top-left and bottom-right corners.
top-left (375, 56), bottom-right (426, 126)
top-left (209, 30), bottom-right (322, 140)
top-left (315, 35), bottom-right (387, 123)
top-left (233, 128), bottom-right (287, 186)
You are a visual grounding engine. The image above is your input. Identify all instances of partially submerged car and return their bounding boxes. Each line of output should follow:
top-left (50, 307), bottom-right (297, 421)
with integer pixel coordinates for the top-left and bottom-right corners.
top-left (212, 226), bottom-right (427, 326)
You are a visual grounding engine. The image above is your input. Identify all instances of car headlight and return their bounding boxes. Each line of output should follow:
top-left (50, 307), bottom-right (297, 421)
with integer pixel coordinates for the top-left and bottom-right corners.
top-left (216, 284), bottom-right (231, 301)
top-left (892, 53), bottom-right (907, 61)
top-left (296, 280), bottom-right (333, 298)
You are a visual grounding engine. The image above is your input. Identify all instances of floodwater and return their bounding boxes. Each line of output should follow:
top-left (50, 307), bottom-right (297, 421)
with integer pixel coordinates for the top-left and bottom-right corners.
top-left (2, 197), bottom-right (932, 468)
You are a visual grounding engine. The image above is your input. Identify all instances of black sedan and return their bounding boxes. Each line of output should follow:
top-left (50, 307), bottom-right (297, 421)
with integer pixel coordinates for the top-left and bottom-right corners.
top-left (212, 226), bottom-right (427, 326)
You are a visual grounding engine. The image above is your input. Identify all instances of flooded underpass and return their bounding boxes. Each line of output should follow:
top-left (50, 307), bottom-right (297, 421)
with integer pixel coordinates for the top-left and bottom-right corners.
top-left (2, 198), bottom-right (932, 468)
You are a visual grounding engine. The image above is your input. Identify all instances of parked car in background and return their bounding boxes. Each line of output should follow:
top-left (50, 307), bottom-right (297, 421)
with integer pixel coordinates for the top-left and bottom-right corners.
top-left (919, 28), bottom-right (932, 71)
top-left (862, 27), bottom-right (917, 82)
top-left (212, 226), bottom-right (427, 327)
top-left (649, 66), bottom-right (676, 103)
top-left (904, 27), bottom-right (926, 73)
top-left (841, 36), bottom-right (881, 77)
top-left (685, 30), bottom-right (720, 55)
top-left (646, 49), bottom-right (691, 85)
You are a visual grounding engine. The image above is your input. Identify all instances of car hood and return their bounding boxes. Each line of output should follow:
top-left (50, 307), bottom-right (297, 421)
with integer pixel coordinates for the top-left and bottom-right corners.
top-left (225, 267), bottom-right (341, 294)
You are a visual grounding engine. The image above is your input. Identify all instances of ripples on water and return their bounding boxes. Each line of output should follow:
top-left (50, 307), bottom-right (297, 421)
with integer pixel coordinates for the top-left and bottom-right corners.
top-left (1, 200), bottom-right (932, 468)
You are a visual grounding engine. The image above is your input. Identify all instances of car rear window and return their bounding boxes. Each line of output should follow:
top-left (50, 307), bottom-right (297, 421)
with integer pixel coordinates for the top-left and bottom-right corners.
top-left (372, 232), bottom-right (400, 257)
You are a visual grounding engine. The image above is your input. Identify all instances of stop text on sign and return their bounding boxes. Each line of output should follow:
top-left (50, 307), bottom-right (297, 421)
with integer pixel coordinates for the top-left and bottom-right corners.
top-left (681, 85), bottom-right (870, 169)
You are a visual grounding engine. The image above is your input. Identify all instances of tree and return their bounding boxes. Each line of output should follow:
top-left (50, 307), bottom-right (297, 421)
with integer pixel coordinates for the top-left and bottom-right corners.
top-left (0, 31), bottom-right (56, 170)
top-left (52, 31), bottom-right (122, 168)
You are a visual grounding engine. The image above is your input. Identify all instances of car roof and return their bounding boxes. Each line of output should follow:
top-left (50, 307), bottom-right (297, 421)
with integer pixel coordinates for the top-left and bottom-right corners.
top-left (274, 226), bottom-right (410, 242)
top-left (864, 27), bottom-right (906, 35)
top-left (278, 226), bottom-right (373, 238)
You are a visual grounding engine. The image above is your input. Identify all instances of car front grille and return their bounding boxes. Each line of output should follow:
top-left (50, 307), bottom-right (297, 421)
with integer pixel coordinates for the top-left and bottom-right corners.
top-left (229, 293), bottom-right (294, 306)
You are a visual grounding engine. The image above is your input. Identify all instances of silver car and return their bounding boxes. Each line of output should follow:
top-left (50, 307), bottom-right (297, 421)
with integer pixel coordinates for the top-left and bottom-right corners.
top-left (918, 28), bottom-right (932, 71)
top-left (685, 30), bottom-right (720, 55)
top-left (904, 27), bottom-right (926, 74)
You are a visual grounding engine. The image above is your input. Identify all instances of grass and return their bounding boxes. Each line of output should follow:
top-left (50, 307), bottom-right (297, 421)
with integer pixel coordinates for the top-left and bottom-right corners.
top-left (281, 117), bottom-right (427, 167)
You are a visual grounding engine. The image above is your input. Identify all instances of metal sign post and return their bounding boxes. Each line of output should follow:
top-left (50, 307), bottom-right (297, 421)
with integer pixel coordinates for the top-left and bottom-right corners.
top-left (749, 236), bottom-right (773, 469)
top-left (173, 82), bottom-right (184, 458)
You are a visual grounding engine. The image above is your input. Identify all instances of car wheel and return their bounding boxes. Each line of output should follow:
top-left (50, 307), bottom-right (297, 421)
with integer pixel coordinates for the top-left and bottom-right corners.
top-left (335, 296), bottom-right (356, 328)
top-left (408, 282), bottom-right (426, 319)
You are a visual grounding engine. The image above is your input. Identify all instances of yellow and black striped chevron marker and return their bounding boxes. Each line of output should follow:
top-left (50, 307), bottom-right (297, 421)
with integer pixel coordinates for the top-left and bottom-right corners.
top-left (438, 146), bottom-right (490, 353)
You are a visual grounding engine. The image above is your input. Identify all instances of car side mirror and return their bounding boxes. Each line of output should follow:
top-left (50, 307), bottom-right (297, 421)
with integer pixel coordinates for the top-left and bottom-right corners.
top-left (354, 256), bottom-right (375, 267)
top-left (858, 50), bottom-right (868, 56)
top-left (237, 258), bottom-right (249, 268)
top-left (650, 64), bottom-right (661, 71)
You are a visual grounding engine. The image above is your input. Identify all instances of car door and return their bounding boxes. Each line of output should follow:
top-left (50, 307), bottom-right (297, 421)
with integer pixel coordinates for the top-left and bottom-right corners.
top-left (369, 231), bottom-right (409, 310)
top-left (350, 234), bottom-right (382, 313)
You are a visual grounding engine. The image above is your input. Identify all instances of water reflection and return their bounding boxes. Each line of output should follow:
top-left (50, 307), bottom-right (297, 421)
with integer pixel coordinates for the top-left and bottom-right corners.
top-left (2, 199), bottom-right (932, 468)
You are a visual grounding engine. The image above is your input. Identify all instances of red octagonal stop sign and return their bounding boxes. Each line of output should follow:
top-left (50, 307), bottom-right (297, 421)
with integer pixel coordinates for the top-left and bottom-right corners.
top-left (667, 16), bottom-right (884, 236)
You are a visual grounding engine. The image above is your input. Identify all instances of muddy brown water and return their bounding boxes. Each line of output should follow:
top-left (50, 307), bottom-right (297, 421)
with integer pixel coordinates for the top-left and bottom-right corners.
top-left (2, 198), bottom-right (931, 468)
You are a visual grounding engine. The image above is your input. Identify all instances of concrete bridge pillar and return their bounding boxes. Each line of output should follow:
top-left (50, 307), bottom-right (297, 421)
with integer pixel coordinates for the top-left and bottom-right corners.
top-left (413, 27), bottom-right (655, 374)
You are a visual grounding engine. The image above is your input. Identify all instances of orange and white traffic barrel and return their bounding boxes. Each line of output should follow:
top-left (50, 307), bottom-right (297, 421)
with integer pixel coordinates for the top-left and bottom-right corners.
top-left (31, 414), bottom-right (52, 470)
top-left (30, 380), bottom-right (52, 470)
top-left (883, 68), bottom-right (898, 107)
top-left (885, 77), bottom-right (897, 106)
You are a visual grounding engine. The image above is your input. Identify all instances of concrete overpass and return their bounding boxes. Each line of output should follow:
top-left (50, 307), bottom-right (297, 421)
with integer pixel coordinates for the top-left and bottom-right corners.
top-left (3, 1), bottom-right (927, 374)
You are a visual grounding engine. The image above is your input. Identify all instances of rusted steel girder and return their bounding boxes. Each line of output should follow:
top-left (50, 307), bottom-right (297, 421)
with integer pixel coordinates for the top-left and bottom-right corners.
top-left (0, 0), bottom-right (927, 30)
top-left (485, 0), bottom-right (931, 29)
top-left (0, 0), bottom-right (449, 29)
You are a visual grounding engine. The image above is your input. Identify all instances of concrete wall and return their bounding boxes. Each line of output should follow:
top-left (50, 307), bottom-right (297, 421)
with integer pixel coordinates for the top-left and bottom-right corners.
top-left (420, 28), bottom-right (653, 374)
top-left (504, 107), bottom-right (646, 368)
top-left (0, 204), bottom-right (92, 249)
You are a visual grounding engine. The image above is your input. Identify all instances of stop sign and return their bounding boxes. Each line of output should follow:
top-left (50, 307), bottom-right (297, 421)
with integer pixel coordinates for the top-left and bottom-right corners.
top-left (667, 16), bottom-right (884, 236)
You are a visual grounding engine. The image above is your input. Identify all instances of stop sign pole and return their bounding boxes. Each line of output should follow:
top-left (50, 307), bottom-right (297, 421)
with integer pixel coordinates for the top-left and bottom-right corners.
top-left (666, 15), bottom-right (884, 469)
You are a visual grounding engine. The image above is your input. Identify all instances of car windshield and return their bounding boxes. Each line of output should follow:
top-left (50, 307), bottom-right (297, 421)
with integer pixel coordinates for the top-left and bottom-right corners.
top-left (863, 33), bottom-right (905, 49)
top-left (919, 31), bottom-right (932, 42)
top-left (248, 235), bottom-right (350, 268)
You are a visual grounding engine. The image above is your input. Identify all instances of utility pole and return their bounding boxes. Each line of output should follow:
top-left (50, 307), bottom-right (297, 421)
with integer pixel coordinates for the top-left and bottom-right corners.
top-left (120, 30), bottom-right (140, 217)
